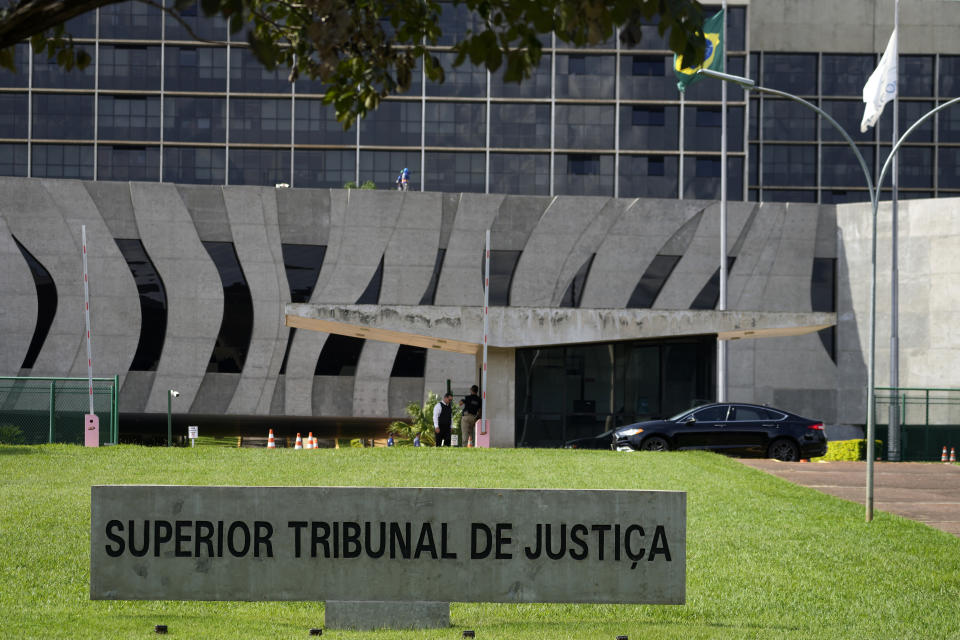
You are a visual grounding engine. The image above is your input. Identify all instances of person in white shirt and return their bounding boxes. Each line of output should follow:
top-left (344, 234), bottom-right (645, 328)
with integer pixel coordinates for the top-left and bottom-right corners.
top-left (432, 393), bottom-right (453, 447)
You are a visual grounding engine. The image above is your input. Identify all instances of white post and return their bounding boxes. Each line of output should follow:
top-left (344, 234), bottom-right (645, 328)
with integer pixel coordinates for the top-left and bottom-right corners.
top-left (480, 229), bottom-right (490, 447)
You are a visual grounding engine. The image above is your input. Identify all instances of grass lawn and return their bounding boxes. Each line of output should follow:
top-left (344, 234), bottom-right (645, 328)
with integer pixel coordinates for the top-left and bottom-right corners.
top-left (1, 445), bottom-right (958, 639)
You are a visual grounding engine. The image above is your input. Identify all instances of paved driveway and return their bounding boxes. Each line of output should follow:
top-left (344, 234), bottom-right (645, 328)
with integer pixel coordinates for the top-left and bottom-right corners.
top-left (738, 460), bottom-right (960, 537)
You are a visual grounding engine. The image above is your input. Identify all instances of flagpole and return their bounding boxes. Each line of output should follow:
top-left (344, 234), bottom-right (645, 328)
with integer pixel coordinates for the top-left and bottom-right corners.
top-left (888, 0), bottom-right (901, 461)
top-left (717, 0), bottom-right (728, 403)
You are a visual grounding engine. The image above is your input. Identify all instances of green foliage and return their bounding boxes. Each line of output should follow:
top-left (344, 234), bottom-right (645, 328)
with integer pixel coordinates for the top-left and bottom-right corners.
top-left (388, 391), bottom-right (463, 446)
top-left (0, 0), bottom-right (708, 128)
top-left (814, 438), bottom-right (884, 461)
top-left (343, 180), bottom-right (375, 189)
top-left (0, 424), bottom-right (25, 445)
top-left (360, 180), bottom-right (376, 189)
top-left (2, 446), bottom-right (960, 638)
top-left (343, 181), bottom-right (358, 189)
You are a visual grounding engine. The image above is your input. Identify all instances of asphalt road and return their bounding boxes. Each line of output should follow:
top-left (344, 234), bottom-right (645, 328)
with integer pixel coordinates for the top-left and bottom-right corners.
top-left (738, 459), bottom-right (960, 537)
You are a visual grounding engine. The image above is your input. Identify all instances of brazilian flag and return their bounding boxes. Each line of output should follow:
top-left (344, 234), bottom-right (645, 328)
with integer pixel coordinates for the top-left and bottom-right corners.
top-left (674, 10), bottom-right (724, 92)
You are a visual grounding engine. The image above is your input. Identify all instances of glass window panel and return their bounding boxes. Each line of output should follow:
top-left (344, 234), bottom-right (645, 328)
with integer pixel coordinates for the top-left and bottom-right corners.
top-left (683, 155), bottom-right (744, 200)
top-left (489, 153), bottom-right (550, 195)
top-left (821, 189), bottom-right (871, 204)
top-left (626, 254), bottom-right (681, 308)
top-left (165, 1), bottom-right (228, 41)
top-left (99, 95), bottom-right (161, 141)
top-left (683, 55), bottom-right (747, 102)
top-left (31, 144), bottom-right (94, 179)
top-left (64, 11), bottom-right (95, 38)
top-left (938, 101), bottom-right (960, 143)
top-left (359, 100), bottom-right (421, 146)
top-left (230, 98), bottom-right (292, 144)
top-left (436, 1), bottom-right (487, 46)
top-left (749, 98), bottom-right (759, 140)
top-left (162, 146), bottom-right (225, 184)
top-left (619, 154), bottom-right (679, 198)
top-left (32, 45), bottom-right (95, 89)
top-left (281, 244), bottom-right (327, 303)
top-left (555, 54), bottom-right (614, 99)
top-left (99, 45), bottom-right (162, 91)
top-left (821, 144), bottom-right (875, 188)
top-left (424, 151), bottom-right (485, 193)
top-left (761, 53), bottom-right (817, 95)
top-left (761, 189), bottom-right (817, 203)
top-left (490, 103), bottom-right (550, 149)
top-left (556, 104), bottom-right (615, 149)
top-left (761, 144), bottom-right (816, 187)
top-left (820, 99), bottom-right (878, 142)
top-left (294, 99), bottom-right (356, 145)
top-left (900, 56), bottom-right (933, 97)
top-left (97, 145), bottom-right (160, 182)
top-left (100, 2), bottom-right (162, 40)
top-left (619, 54), bottom-right (675, 100)
top-left (879, 100), bottom-right (934, 142)
top-left (620, 16), bottom-right (668, 50)
top-left (114, 239), bottom-right (167, 371)
top-left (32, 94), bottom-right (94, 140)
top-left (0, 94), bottom-right (29, 138)
top-left (427, 52), bottom-right (486, 97)
top-left (203, 241), bottom-right (254, 373)
top-left (164, 96), bottom-right (226, 142)
top-left (762, 99), bottom-right (817, 141)
top-left (683, 105), bottom-right (744, 152)
top-left (619, 105), bottom-right (678, 150)
top-left (228, 147), bottom-right (291, 186)
top-left (821, 55), bottom-right (875, 96)
top-left (230, 47), bottom-right (291, 94)
top-left (293, 149), bottom-right (356, 188)
top-left (726, 6), bottom-right (747, 52)
top-left (749, 143), bottom-right (759, 189)
top-left (359, 150), bottom-right (420, 190)
top-left (164, 46), bottom-right (227, 92)
top-left (939, 148), bottom-right (960, 189)
top-left (0, 43), bottom-right (29, 88)
top-left (0, 144), bottom-right (28, 177)
top-left (425, 102), bottom-right (485, 147)
top-left (555, 153), bottom-right (614, 196)
top-left (888, 146), bottom-right (933, 189)
top-left (491, 53), bottom-right (551, 99)
top-left (485, 249), bottom-right (521, 305)
top-left (939, 56), bottom-right (960, 98)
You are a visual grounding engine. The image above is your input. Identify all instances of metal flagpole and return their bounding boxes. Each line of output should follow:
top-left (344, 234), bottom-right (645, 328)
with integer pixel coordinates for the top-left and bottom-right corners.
top-left (717, 0), bottom-right (728, 402)
top-left (888, 0), bottom-right (901, 461)
top-left (480, 229), bottom-right (490, 447)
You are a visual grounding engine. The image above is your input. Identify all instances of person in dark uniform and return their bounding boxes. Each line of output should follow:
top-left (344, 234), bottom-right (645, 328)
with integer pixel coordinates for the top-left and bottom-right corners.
top-left (459, 385), bottom-right (481, 446)
top-left (432, 392), bottom-right (453, 447)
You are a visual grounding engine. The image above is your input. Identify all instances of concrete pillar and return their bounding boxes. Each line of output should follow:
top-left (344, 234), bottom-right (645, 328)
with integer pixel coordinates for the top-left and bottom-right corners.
top-left (478, 346), bottom-right (516, 448)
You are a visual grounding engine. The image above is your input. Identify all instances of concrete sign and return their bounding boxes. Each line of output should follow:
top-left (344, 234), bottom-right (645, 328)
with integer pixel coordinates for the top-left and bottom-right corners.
top-left (91, 486), bottom-right (685, 604)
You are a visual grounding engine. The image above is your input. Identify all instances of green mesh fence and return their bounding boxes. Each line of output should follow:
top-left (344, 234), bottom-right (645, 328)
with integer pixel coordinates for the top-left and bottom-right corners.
top-left (0, 377), bottom-right (118, 445)
top-left (874, 387), bottom-right (960, 461)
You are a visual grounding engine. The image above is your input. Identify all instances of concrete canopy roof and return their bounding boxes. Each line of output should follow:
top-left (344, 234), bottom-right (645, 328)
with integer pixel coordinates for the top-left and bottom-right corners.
top-left (285, 304), bottom-right (836, 354)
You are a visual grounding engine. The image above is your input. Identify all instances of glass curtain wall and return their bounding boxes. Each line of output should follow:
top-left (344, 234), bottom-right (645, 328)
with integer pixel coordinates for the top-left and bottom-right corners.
top-left (515, 336), bottom-right (715, 448)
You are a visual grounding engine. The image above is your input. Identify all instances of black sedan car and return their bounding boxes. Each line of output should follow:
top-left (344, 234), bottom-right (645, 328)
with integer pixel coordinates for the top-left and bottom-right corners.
top-left (612, 402), bottom-right (827, 461)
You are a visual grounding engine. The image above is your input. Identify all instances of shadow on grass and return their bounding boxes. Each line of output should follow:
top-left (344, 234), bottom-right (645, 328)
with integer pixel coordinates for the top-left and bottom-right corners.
top-left (0, 445), bottom-right (40, 455)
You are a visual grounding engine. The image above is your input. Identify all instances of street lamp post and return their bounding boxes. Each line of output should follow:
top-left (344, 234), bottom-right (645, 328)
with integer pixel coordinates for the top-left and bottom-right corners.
top-left (167, 389), bottom-right (180, 447)
top-left (697, 69), bottom-right (881, 519)
top-left (699, 68), bottom-right (960, 522)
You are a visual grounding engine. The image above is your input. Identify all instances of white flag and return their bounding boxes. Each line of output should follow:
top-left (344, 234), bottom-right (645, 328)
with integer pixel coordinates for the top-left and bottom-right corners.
top-left (860, 29), bottom-right (898, 133)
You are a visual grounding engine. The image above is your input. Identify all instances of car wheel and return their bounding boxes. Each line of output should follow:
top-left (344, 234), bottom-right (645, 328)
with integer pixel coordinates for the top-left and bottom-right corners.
top-left (640, 436), bottom-right (670, 452)
top-left (768, 438), bottom-right (800, 462)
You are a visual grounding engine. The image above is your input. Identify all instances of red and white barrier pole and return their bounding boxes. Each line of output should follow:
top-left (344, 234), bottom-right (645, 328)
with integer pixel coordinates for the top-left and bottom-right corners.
top-left (478, 229), bottom-right (490, 448)
top-left (82, 225), bottom-right (99, 447)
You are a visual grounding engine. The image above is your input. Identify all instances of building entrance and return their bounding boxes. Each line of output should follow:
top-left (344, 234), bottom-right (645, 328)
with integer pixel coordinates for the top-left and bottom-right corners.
top-left (515, 336), bottom-right (715, 447)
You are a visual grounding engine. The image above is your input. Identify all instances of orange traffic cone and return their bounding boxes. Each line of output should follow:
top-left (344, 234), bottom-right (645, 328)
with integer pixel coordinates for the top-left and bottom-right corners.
top-left (295, 433), bottom-right (303, 450)
top-left (305, 432), bottom-right (314, 449)
top-left (951, 447), bottom-right (957, 463)
top-left (267, 429), bottom-right (276, 449)
top-left (942, 446), bottom-right (949, 462)
top-left (312, 435), bottom-right (319, 449)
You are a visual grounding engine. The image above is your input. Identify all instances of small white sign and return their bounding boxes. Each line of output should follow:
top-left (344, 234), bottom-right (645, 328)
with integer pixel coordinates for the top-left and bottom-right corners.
top-left (451, 433), bottom-right (459, 446)
top-left (187, 426), bottom-right (199, 439)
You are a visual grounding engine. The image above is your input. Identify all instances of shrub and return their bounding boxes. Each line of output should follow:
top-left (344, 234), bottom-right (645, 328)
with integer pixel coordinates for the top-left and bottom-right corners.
top-left (389, 391), bottom-right (463, 447)
top-left (360, 180), bottom-right (376, 190)
top-left (0, 424), bottom-right (26, 445)
top-left (814, 439), bottom-right (884, 461)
